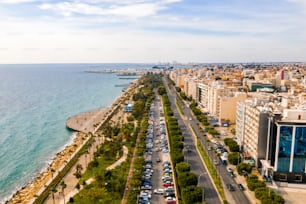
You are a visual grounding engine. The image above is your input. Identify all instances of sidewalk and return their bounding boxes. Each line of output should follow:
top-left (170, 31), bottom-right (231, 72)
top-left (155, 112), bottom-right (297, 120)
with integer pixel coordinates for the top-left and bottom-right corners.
top-left (229, 164), bottom-right (258, 204)
top-left (56, 145), bottom-right (128, 204)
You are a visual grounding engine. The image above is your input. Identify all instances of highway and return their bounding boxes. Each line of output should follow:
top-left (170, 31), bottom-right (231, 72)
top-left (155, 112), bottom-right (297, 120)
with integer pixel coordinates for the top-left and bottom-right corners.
top-left (163, 77), bottom-right (251, 204)
top-left (163, 78), bottom-right (222, 204)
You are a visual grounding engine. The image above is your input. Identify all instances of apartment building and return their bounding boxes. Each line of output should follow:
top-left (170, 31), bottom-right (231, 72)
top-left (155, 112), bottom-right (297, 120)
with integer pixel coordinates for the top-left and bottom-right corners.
top-left (197, 83), bottom-right (209, 109)
top-left (183, 77), bottom-right (198, 100)
top-left (219, 92), bottom-right (247, 124)
top-left (207, 82), bottom-right (227, 117)
top-left (236, 98), bottom-right (270, 167)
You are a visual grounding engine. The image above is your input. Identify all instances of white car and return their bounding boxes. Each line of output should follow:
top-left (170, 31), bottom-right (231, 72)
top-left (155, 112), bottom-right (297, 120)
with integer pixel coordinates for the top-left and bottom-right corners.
top-left (140, 191), bottom-right (152, 199)
top-left (154, 188), bottom-right (165, 195)
top-left (213, 159), bottom-right (219, 165)
top-left (165, 196), bottom-right (176, 201)
top-left (226, 167), bottom-right (233, 173)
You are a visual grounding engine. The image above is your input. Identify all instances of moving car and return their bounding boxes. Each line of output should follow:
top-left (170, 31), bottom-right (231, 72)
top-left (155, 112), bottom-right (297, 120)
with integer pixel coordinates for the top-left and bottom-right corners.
top-left (154, 188), bottom-right (165, 195)
top-left (226, 167), bottom-right (233, 173)
top-left (227, 184), bottom-right (235, 191)
top-left (238, 183), bottom-right (245, 191)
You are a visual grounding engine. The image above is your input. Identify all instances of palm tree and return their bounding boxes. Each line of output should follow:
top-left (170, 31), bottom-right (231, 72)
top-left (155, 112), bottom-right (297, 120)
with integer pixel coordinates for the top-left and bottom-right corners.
top-left (74, 163), bottom-right (83, 178)
top-left (76, 163), bottom-right (83, 174)
top-left (51, 168), bottom-right (55, 178)
top-left (60, 181), bottom-right (67, 204)
top-left (51, 187), bottom-right (57, 204)
top-left (84, 150), bottom-right (89, 167)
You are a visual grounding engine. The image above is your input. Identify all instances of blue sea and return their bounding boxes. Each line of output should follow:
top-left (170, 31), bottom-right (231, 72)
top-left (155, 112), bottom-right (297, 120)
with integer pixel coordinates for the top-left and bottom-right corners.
top-left (0, 63), bottom-right (152, 202)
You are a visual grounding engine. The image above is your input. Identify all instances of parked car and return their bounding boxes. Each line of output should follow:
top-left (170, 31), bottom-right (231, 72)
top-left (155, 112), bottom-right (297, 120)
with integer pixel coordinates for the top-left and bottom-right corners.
top-left (139, 196), bottom-right (150, 204)
top-left (163, 182), bottom-right (174, 188)
top-left (164, 192), bottom-right (175, 198)
top-left (140, 191), bottom-right (152, 199)
top-left (164, 186), bottom-right (174, 193)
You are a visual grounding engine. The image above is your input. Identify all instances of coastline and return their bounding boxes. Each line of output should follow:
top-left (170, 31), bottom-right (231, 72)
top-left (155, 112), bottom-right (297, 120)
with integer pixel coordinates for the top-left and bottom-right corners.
top-left (6, 78), bottom-right (138, 204)
top-left (7, 132), bottom-right (89, 204)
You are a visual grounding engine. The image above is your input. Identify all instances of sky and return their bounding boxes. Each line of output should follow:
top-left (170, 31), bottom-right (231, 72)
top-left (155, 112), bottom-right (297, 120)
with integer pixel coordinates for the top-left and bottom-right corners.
top-left (0, 0), bottom-right (306, 64)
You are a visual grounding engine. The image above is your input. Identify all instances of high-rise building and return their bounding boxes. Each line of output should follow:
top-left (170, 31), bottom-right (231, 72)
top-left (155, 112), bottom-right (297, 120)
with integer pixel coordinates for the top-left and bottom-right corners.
top-left (263, 109), bottom-right (306, 183)
top-left (236, 99), bottom-right (270, 167)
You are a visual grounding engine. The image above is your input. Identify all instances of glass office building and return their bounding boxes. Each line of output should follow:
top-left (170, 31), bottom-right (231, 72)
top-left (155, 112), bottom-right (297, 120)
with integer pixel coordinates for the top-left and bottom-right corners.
top-left (273, 123), bottom-right (306, 183)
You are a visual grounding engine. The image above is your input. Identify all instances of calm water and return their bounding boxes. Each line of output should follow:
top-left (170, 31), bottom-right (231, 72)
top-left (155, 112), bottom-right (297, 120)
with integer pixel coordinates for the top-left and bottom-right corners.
top-left (0, 63), bottom-right (151, 202)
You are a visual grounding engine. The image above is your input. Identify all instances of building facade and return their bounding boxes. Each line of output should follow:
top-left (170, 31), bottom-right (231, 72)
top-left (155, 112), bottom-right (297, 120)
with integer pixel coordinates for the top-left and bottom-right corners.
top-left (263, 109), bottom-right (306, 183)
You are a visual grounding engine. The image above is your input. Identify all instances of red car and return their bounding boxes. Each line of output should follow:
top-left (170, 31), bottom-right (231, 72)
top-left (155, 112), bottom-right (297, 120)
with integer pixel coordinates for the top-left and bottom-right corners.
top-left (163, 182), bottom-right (173, 188)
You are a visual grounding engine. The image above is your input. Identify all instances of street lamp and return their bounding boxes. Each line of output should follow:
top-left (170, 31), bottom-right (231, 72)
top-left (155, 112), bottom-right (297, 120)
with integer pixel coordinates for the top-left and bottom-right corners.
top-left (198, 172), bottom-right (207, 203)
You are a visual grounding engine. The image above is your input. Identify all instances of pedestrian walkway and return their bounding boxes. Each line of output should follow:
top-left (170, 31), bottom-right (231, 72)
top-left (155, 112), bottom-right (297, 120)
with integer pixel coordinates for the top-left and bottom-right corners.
top-left (106, 146), bottom-right (128, 171)
top-left (56, 145), bottom-right (128, 204)
top-left (57, 178), bottom-right (95, 204)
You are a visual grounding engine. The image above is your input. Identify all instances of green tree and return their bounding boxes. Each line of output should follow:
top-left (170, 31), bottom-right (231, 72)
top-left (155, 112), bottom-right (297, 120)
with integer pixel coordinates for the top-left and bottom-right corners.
top-left (132, 100), bottom-right (145, 119)
top-left (51, 187), bottom-right (57, 204)
top-left (60, 181), bottom-right (67, 204)
top-left (228, 152), bottom-right (241, 165)
top-left (157, 86), bottom-right (166, 95)
top-left (178, 172), bottom-right (198, 187)
top-left (51, 168), bottom-right (55, 178)
top-left (74, 163), bottom-right (83, 178)
top-left (237, 163), bottom-right (253, 175)
top-left (247, 175), bottom-right (266, 191)
top-left (175, 162), bottom-right (191, 174)
top-left (182, 186), bottom-right (202, 204)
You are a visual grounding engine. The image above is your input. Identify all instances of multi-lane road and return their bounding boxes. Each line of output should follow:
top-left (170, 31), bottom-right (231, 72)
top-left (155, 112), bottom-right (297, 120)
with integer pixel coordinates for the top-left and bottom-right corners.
top-left (163, 77), bottom-right (251, 204)
top-left (164, 78), bottom-right (222, 204)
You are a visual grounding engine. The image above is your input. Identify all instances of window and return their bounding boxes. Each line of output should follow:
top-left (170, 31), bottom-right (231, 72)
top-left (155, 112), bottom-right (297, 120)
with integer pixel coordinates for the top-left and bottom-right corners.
top-left (294, 174), bottom-right (302, 182)
top-left (292, 126), bottom-right (306, 173)
top-left (277, 126), bottom-right (293, 172)
top-left (279, 174), bottom-right (287, 181)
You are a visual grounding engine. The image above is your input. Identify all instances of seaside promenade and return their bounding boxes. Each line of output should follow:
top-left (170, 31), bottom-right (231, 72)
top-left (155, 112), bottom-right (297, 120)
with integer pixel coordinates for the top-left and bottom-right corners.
top-left (8, 80), bottom-right (137, 204)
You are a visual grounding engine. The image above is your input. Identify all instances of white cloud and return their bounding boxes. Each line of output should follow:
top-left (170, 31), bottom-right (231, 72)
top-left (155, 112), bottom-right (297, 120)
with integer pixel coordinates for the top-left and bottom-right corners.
top-left (0, 0), bottom-right (306, 63)
top-left (39, 2), bottom-right (105, 16)
top-left (0, 0), bottom-right (37, 3)
top-left (107, 3), bottom-right (165, 18)
top-left (38, 0), bottom-right (179, 18)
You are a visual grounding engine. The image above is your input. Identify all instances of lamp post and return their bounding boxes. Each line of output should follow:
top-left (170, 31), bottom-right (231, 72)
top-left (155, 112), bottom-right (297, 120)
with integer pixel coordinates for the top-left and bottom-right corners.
top-left (198, 172), bottom-right (207, 203)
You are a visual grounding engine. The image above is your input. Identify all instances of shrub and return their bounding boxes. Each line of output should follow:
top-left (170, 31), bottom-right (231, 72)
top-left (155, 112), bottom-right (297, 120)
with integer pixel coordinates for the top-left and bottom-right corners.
top-left (237, 163), bottom-right (253, 175)
top-left (178, 172), bottom-right (198, 187)
top-left (181, 186), bottom-right (202, 204)
top-left (254, 187), bottom-right (285, 204)
top-left (228, 152), bottom-right (241, 165)
top-left (247, 175), bottom-right (266, 191)
top-left (224, 138), bottom-right (240, 152)
top-left (176, 162), bottom-right (191, 174)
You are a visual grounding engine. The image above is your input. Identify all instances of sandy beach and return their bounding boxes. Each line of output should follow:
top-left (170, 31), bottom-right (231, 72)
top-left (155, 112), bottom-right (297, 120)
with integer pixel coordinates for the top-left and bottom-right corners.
top-left (6, 81), bottom-right (137, 204)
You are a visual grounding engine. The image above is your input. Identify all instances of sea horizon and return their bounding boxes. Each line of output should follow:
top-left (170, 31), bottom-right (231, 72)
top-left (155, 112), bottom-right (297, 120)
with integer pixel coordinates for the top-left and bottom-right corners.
top-left (0, 63), bottom-right (152, 203)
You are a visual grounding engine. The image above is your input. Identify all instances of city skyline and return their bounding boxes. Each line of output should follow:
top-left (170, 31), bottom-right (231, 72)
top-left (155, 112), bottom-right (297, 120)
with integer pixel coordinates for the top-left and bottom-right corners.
top-left (0, 0), bottom-right (306, 64)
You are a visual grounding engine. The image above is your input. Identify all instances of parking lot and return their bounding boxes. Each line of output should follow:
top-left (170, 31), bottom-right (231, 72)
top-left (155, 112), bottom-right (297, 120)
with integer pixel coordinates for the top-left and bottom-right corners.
top-left (138, 95), bottom-right (176, 204)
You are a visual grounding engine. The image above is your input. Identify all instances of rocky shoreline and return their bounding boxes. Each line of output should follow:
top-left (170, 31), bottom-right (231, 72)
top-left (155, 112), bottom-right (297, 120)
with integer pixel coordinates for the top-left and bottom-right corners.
top-left (6, 79), bottom-right (137, 204)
